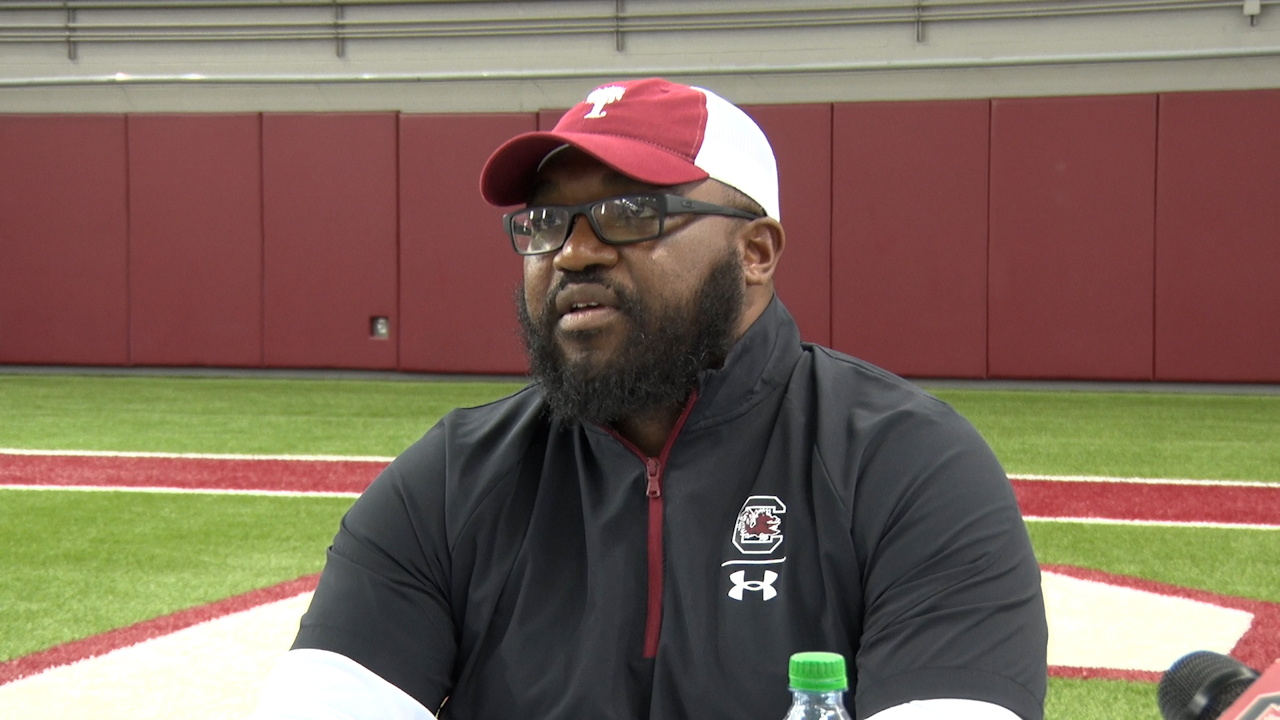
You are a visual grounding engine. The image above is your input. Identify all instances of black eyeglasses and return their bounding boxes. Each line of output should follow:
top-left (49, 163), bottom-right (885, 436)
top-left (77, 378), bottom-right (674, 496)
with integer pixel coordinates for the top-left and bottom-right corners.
top-left (504, 194), bottom-right (762, 256)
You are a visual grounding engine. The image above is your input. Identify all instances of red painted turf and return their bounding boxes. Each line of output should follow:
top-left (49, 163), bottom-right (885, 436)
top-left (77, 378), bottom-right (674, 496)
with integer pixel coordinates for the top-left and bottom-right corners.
top-left (5, 454), bottom-right (1278, 528)
top-left (0, 454), bottom-right (386, 493)
top-left (1012, 478), bottom-right (1280, 526)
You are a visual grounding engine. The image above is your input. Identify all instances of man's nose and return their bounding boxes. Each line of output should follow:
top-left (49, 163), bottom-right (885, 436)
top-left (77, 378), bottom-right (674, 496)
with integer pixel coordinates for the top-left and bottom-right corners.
top-left (553, 215), bottom-right (619, 272)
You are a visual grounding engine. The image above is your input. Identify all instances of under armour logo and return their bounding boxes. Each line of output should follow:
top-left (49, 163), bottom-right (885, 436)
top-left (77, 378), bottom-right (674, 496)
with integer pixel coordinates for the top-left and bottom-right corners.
top-left (728, 570), bottom-right (778, 601)
top-left (583, 85), bottom-right (625, 119)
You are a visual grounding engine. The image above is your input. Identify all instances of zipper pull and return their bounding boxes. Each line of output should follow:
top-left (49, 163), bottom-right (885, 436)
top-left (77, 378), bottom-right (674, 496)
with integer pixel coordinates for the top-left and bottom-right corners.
top-left (645, 458), bottom-right (661, 498)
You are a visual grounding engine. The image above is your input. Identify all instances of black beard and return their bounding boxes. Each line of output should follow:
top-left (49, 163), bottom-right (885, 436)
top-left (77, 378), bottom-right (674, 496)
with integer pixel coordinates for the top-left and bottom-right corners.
top-left (517, 253), bottom-right (744, 425)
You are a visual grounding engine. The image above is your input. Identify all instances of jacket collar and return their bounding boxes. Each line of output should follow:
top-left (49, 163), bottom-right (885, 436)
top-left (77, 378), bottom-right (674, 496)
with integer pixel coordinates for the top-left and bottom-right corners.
top-left (686, 294), bottom-right (804, 431)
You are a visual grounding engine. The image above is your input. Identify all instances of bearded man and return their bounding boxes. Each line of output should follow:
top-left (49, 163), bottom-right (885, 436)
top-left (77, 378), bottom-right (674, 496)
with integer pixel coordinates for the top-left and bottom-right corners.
top-left (252, 78), bottom-right (1047, 720)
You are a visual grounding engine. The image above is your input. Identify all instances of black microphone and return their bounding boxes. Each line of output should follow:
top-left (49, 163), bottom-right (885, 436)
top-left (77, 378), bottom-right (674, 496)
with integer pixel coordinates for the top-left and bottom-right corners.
top-left (1158, 651), bottom-right (1261, 720)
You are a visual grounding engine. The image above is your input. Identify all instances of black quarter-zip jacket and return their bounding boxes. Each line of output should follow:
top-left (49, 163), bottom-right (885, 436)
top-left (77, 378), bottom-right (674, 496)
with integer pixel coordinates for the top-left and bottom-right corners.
top-left (293, 298), bottom-right (1048, 720)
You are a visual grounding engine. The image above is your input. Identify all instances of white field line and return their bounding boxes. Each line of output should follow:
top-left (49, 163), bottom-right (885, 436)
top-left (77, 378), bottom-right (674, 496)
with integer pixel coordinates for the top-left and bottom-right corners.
top-left (1023, 516), bottom-right (1280, 531)
top-left (0, 448), bottom-right (395, 463)
top-left (1011, 473), bottom-right (1277, 488)
top-left (0, 485), bottom-right (360, 498)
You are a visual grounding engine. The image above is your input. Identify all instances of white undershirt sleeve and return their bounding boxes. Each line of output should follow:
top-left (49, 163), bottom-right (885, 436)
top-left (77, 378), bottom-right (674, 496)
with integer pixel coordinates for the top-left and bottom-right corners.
top-left (866, 698), bottom-right (1023, 720)
top-left (248, 651), bottom-right (1019, 720)
top-left (248, 648), bottom-right (437, 720)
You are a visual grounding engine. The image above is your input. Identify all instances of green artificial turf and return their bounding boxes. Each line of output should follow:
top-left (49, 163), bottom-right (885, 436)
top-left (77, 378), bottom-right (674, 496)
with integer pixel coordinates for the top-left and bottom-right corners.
top-left (0, 374), bottom-right (524, 457)
top-left (929, 389), bottom-right (1280, 482)
top-left (1046, 678), bottom-right (1159, 720)
top-left (0, 489), bottom-right (352, 662)
top-left (3, 372), bottom-right (1278, 720)
top-left (1027, 521), bottom-right (1280, 603)
top-left (2, 376), bottom-right (1277, 482)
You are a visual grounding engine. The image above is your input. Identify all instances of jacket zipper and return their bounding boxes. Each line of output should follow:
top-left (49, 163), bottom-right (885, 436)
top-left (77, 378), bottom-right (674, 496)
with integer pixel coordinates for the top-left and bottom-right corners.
top-left (607, 390), bottom-right (699, 659)
top-left (643, 456), bottom-right (664, 658)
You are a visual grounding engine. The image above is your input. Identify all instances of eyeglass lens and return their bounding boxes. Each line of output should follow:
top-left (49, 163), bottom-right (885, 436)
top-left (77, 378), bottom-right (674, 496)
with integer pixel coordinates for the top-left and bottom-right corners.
top-left (509, 196), bottom-right (664, 254)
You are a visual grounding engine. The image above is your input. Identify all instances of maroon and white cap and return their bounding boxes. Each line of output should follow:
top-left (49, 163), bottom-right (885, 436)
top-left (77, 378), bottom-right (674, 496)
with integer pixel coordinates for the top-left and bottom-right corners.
top-left (479, 77), bottom-right (780, 220)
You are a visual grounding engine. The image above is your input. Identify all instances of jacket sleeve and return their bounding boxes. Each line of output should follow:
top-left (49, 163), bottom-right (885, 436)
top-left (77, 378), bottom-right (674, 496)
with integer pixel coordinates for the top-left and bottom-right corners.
top-left (290, 425), bottom-right (457, 714)
top-left (841, 393), bottom-right (1048, 720)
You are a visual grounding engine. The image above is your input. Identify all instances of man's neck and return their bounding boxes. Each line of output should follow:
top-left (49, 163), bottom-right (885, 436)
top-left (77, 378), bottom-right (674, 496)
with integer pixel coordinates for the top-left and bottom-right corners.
top-left (611, 402), bottom-right (686, 458)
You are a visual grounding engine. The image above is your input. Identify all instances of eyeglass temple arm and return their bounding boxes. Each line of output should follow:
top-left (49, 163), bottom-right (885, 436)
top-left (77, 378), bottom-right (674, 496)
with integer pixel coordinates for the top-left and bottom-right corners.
top-left (662, 195), bottom-right (762, 220)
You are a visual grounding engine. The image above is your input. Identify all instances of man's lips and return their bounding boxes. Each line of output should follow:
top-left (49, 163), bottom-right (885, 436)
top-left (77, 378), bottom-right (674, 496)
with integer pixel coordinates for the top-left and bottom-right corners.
top-left (554, 284), bottom-right (620, 316)
top-left (553, 284), bottom-right (623, 332)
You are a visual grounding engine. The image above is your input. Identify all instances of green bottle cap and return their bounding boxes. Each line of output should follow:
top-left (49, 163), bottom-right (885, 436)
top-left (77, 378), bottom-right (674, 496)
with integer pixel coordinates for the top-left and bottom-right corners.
top-left (788, 651), bottom-right (848, 692)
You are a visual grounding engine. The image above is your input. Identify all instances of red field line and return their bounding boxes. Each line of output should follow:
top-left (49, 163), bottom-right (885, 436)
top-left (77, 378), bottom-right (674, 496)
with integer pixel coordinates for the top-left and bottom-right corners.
top-left (1012, 478), bottom-right (1280, 527)
top-left (4, 453), bottom-right (1279, 527)
top-left (0, 574), bottom-right (319, 687)
top-left (0, 453), bottom-right (385, 494)
top-left (5, 453), bottom-right (1278, 529)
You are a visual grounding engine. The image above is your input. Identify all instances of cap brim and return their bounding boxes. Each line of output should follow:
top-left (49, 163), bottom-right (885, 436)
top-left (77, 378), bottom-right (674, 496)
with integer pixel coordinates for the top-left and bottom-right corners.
top-left (479, 131), bottom-right (709, 207)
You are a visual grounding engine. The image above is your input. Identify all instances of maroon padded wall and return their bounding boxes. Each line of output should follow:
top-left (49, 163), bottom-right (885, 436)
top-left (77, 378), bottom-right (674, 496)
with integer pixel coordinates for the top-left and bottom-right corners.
top-left (399, 113), bottom-right (533, 374)
top-left (262, 113), bottom-right (399, 369)
top-left (0, 115), bottom-right (129, 365)
top-left (1155, 90), bottom-right (1280, 382)
top-left (988, 95), bottom-right (1156, 380)
top-left (743, 104), bottom-right (833, 346)
top-left (6, 91), bottom-right (1280, 381)
top-left (830, 100), bottom-right (990, 378)
top-left (537, 109), bottom-right (566, 130)
top-left (128, 114), bottom-right (263, 367)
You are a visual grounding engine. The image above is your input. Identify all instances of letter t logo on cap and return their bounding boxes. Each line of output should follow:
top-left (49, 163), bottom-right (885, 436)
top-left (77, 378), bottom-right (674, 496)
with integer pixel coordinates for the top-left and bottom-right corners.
top-left (583, 85), bottom-right (626, 119)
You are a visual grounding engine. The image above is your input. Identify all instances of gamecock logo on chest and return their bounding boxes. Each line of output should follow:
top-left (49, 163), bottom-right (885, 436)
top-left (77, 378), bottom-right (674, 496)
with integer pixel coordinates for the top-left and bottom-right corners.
top-left (732, 495), bottom-right (787, 555)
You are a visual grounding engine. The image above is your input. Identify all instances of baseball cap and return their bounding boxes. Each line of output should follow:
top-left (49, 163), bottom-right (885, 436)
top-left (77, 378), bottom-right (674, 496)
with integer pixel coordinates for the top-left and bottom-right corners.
top-left (479, 77), bottom-right (780, 220)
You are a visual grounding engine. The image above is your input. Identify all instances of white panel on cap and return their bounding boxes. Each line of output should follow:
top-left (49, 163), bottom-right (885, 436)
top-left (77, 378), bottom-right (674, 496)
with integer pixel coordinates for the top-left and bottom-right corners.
top-left (692, 87), bottom-right (780, 221)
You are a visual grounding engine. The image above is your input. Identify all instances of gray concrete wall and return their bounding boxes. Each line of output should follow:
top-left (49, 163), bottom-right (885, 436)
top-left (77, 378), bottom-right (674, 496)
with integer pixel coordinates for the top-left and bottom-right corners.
top-left (1, 1), bottom-right (1278, 112)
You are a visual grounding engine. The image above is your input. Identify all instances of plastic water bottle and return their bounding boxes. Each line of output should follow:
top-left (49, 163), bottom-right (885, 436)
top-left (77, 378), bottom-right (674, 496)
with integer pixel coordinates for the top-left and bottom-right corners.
top-left (783, 651), bottom-right (854, 720)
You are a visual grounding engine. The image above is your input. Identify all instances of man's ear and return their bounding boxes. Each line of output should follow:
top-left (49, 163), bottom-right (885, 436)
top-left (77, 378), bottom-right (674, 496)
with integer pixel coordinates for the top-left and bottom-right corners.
top-left (739, 217), bottom-right (786, 288)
